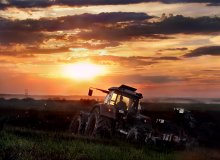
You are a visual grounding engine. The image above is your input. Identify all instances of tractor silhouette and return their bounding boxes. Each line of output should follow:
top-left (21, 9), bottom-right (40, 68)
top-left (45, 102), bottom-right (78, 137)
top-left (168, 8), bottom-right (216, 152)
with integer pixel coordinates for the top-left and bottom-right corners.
top-left (69, 85), bottom-right (151, 143)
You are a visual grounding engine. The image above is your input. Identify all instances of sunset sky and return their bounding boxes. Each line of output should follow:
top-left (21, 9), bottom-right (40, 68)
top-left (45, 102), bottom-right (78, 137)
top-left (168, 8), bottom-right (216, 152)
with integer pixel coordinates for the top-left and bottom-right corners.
top-left (0, 0), bottom-right (220, 98)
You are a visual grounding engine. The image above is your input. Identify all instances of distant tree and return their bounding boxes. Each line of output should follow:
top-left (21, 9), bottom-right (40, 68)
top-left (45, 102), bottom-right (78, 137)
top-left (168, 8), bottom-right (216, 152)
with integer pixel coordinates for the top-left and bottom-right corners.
top-left (22, 97), bottom-right (35, 101)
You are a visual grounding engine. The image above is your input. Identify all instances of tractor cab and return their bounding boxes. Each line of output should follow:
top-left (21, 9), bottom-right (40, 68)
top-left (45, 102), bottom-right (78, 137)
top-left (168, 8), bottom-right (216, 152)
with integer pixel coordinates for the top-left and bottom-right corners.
top-left (105, 85), bottom-right (142, 114)
top-left (88, 85), bottom-right (143, 119)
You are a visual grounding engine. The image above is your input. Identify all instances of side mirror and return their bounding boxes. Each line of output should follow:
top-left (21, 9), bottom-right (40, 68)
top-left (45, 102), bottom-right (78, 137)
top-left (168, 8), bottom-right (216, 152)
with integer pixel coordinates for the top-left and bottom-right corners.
top-left (88, 89), bottom-right (93, 96)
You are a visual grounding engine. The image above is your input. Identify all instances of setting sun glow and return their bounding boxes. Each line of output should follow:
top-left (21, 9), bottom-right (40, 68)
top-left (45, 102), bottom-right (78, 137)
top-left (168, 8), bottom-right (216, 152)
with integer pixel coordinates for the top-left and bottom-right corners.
top-left (62, 62), bottom-right (106, 81)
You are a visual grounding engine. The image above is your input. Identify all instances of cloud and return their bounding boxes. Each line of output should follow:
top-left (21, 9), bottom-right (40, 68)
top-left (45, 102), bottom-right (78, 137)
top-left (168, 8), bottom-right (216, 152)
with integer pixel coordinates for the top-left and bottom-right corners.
top-left (0, 12), bottom-right (152, 32)
top-left (78, 15), bottom-right (220, 42)
top-left (202, 69), bottom-right (220, 72)
top-left (0, 31), bottom-right (46, 45)
top-left (159, 47), bottom-right (188, 52)
top-left (156, 15), bottom-right (220, 34)
top-left (59, 55), bottom-right (156, 67)
top-left (1, 14), bottom-right (220, 53)
top-left (100, 74), bottom-right (186, 85)
top-left (1, 14), bottom-right (220, 42)
top-left (0, 12), bottom-right (152, 45)
top-left (184, 46), bottom-right (220, 57)
top-left (1, 0), bottom-right (220, 9)
top-left (59, 55), bottom-right (181, 71)
top-left (152, 56), bottom-right (181, 60)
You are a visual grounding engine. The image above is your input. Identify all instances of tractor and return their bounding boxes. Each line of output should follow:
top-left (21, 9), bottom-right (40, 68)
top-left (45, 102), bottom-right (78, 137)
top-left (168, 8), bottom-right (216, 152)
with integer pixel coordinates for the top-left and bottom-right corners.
top-left (69, 85), bottom-right (152, 142)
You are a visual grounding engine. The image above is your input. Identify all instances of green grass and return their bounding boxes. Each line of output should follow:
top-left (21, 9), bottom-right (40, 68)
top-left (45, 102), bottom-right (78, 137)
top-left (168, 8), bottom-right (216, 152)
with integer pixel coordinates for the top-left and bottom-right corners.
top-left (0, 126), bottom-right (177, 160)
top-left (0, 126), bottom-right (219, 160)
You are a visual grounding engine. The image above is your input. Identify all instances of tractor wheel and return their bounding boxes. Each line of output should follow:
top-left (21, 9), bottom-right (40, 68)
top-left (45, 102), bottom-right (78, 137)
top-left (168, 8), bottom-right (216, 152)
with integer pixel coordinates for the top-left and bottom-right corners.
top-left (85, 108), bottom-right (112, 137)
top-left (85, 109), bottom-right (98, 136)
top-left (96, 115), bottom-right (112, 138)
top-left (127, 125), bottom-right (147, 144)
top-left (69, 112), bottom-right (89, 135)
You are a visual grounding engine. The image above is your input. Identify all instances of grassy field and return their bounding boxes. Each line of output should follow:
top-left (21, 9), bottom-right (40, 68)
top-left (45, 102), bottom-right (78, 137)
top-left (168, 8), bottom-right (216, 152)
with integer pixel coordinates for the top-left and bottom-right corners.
top-left (0, 99), bottom-right (220, 160)
top-left (0, 126), bottom-right (220, 160)
top-left (0, 126), bottom-right (176, 160)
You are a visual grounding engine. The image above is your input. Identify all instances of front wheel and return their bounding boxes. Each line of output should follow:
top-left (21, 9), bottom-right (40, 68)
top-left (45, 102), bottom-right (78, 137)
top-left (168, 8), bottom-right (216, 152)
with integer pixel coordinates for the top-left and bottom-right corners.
top-left (69, 115), bottom-right (81, 134)
top-left (69, 113), bottom-right (88, 135)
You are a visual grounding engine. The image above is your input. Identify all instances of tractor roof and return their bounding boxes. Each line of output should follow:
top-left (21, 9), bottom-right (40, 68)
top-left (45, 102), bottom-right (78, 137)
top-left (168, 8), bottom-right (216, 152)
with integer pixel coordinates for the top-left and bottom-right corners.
top-left (108, 85), bottom-right (143, 99)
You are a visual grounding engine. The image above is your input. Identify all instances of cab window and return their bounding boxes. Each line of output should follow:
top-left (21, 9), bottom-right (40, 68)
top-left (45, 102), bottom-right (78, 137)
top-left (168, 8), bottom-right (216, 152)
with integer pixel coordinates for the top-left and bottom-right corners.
top-left (110, 93), bottom-right (118, 105)
top-left (116, 95), bottom-right (129, 109)
top-left (115, 95), bottom-right (136, 110)
top-left (104, 93), bottom-right (111, 104)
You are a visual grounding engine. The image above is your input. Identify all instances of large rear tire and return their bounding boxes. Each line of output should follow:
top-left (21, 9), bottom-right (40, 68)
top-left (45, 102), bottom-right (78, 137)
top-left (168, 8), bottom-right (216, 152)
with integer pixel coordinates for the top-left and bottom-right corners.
top-left (85, 108), bottom-right (112, 137)
top-left (96, 115), bottom-right (112, 138)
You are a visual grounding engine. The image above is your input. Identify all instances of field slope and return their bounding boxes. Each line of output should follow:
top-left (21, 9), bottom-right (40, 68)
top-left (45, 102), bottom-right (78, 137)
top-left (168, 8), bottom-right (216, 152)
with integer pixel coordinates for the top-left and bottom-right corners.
top-left (1, 126), bottom-right (220, 160)
top-left (0, 126), bottom-right (177, 160)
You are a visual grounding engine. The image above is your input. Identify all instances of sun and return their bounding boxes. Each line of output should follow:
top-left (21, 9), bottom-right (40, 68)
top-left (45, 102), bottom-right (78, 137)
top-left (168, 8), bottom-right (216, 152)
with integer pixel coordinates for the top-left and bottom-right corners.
top-left (62, 61), bottom-right (106, 81)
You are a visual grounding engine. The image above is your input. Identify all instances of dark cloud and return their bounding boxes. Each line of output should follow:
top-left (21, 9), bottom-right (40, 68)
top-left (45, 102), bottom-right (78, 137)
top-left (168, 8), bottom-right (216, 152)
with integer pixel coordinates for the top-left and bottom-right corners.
top-left (139, 75), bottom-right (186, 84)
top-left (100, 74), bottom-right (186, 84)
top-left (155, 15), bottom-right (220, 34)
top-left (0, 0), bottom-right (142, 9)
top-left (1, 14), bottom-right (220, 44)
top-left (0, 12), bottom-right (152, 45)
top-left (159, 47), bottom-right (188, 52)
top-left (0, 0), bottom-right (220, 9)
top-left (184, 46), bottom-right (220, 57)
top-left (0, 45), bottom-right (69, 56)
top-left (0, 31), bottom-right (45, 45)
top-left (78, 28), bottom-right (172, 42)
top-left (152, 56), bottom-right (181, 60)
top-left (0, 12), bottom-right (152, 32)
top-left (202, 69), bottom-right (220, 72)
top-left (1, 14), bottom-right (220, 53)
top-left (78, 15), bottom-right (220, 42)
